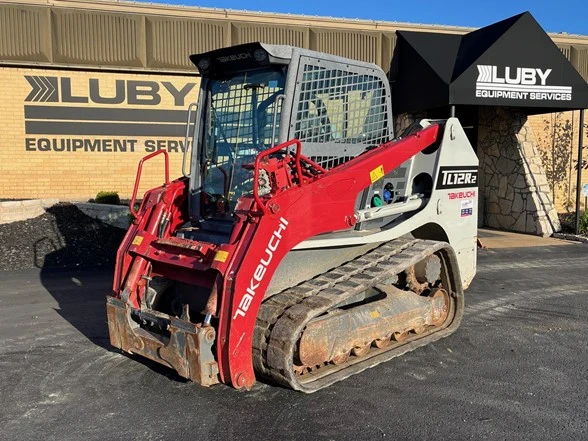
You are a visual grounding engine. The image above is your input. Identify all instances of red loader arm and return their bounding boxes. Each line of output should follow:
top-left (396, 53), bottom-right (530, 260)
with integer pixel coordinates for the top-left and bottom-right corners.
top-left (217, 123), bottom-right (441, 388)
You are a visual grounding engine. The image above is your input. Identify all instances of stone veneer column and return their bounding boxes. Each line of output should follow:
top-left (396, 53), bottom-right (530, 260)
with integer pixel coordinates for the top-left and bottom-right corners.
top-left (478, 107), bottom-right (561, 236)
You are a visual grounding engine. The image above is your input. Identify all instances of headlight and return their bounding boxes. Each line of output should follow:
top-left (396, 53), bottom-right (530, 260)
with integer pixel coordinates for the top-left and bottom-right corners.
top-left (197, 58), bottom-right (211, 71)
top-left (253, 48), bottom-right (268, 63)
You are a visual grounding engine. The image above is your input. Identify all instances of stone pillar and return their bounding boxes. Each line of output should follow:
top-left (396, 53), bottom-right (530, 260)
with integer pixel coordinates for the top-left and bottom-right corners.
top-left (478, 107), bottom-right (561, 236)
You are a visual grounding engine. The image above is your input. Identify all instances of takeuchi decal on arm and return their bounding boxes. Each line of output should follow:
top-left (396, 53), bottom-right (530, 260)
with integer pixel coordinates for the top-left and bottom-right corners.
top-left (233, 217), bottom-right (289, 320)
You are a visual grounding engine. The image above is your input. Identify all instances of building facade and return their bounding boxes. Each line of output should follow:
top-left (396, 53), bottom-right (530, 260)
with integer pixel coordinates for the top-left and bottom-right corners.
top-left (0, 0), bottom-right (587, 205)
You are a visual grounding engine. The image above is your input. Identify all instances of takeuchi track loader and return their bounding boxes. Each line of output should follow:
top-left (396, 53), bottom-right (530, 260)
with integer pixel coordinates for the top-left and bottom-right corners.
top-left (106, 43), bottom-right (479, 392)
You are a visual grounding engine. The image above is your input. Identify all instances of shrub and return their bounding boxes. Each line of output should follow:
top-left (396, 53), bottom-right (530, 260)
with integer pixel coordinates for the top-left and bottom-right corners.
top-left (559, 210), bottom-right (588, 235)
top-left (579, 210), bottom-right (588, 235)
top-left (95, 191), bottom-right (121, 205)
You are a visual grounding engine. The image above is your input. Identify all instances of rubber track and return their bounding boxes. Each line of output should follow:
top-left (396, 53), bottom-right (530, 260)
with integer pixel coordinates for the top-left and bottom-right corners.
top-left (252, 238), bottom-right (465, 393)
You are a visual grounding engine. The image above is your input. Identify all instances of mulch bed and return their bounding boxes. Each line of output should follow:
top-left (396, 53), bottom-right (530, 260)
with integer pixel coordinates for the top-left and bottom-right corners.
top-left (0, 203), bottom-right (126, 271)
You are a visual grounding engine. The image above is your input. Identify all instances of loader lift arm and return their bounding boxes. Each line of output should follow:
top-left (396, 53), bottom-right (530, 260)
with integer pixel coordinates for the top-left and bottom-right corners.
top-left (215, 123), bottom-right (444, 389)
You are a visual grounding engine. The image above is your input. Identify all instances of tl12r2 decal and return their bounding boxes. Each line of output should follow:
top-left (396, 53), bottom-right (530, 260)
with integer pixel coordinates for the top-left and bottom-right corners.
top-left (436, 166), bottom-right (478, 190)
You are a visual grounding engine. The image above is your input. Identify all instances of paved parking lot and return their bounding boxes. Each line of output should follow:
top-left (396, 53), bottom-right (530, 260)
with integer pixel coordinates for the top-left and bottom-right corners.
top-left (1, 237), bottom-right (587, 441)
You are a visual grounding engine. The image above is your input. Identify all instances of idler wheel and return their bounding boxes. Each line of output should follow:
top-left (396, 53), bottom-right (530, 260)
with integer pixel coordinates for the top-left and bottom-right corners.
top-left (429, 288), bottom-right (451, 327)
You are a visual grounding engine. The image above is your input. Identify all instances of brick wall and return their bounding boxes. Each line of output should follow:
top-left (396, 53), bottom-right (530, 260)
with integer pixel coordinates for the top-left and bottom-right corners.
top-left (528, 110), bottom-right (588, 212)
top-left (0, 66), bottom-right (199, 200)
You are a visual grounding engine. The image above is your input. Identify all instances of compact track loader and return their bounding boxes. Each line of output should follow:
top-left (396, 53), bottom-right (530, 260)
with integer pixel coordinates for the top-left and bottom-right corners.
top-left (106, 43), bottom-right (478, 392)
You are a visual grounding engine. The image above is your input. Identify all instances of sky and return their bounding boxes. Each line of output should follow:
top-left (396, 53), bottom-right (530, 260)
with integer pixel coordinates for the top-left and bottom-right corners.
top-left (135, 0), bottom-right (587, 35)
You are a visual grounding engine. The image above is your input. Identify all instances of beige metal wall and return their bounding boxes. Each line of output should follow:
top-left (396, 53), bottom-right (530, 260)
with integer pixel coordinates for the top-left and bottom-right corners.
top-left (0, 0), bottom-right (587, 79)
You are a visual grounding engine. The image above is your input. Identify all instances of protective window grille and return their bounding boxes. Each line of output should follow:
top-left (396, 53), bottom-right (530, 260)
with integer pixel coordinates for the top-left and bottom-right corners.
top-left (294, 64), bottom-right (389, 169)
top-left (203, 71), bottom-right (285, 200)
top-left (212, 82), bottom-right (283, 150)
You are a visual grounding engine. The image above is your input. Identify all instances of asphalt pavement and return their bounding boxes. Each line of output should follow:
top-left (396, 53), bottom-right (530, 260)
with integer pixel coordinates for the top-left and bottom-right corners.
top-left (0, 240), bottom-right (587, 441)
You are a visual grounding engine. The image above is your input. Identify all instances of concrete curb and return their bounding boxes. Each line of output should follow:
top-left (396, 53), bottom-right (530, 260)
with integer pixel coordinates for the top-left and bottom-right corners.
top-left (553, 232), bottom-right (588, 243)
top-left (75, 203), bottom-right (131, 230)
top-left (0, 198), bottom-right (59, 224)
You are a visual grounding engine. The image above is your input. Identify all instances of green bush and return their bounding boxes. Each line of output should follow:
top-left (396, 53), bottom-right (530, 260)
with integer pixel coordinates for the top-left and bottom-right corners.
top-left (95, 191), bottom-right (121, 205)
top-left (559, 210), bottom-right (588, 235)
top-left (579, 210), bottom-right (588, 235)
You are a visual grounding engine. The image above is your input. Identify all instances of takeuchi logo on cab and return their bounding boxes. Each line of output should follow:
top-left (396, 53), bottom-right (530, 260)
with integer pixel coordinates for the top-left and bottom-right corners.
top-left (475, 65), bottom-right (573, 101)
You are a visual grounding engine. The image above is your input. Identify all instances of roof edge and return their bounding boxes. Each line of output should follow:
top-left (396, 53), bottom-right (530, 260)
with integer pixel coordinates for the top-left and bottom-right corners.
top-left (6, 0), bottom-right (588, 42)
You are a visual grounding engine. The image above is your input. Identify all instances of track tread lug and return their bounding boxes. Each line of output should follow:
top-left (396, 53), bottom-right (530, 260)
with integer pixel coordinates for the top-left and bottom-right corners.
top-left (301, 296), bottom-right (333, 309)
top-left (319, 287), bottom-right (346, 297)
top-left (285, 304), bottom-right (313, 321)
top-left (336, 280), bottom-right (361, 289)
top-left (257, 304), bottom-right (285, 322)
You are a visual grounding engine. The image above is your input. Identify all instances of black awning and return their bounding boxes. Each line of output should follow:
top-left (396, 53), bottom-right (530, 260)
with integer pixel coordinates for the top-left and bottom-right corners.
top-left (390, 12), bottom-right (588, 114)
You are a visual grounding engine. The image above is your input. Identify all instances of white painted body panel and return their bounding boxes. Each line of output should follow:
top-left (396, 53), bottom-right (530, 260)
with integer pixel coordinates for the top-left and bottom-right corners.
top-left (282, 118), bottom-right (479, 290)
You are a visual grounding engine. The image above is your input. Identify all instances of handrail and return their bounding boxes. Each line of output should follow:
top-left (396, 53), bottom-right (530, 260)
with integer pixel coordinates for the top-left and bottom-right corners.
top-left (270, 94), bottom-right (285, 147)
top-left (130, 150), bottom-right (170, 219)
top-left (182, 102), bottom-right (198, 177)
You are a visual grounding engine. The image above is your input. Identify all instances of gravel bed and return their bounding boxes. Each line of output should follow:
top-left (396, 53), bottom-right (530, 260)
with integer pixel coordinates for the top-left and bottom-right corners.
top-left (0, 203), bottom-right (126, 271)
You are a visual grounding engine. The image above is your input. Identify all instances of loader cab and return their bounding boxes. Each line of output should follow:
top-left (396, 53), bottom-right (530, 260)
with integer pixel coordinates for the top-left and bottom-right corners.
top-left (185, 43), bottom-right (396, 243)
top-left (184, 43), bottom-right (291, 243)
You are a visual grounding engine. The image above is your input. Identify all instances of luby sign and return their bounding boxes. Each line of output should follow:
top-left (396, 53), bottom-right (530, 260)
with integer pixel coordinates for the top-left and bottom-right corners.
top-left (475, 65), bottom-right (573, 101)
top-left (23, 74), bottom-right (198, 153)
top-left (24, 76), bottom-right (195, 105)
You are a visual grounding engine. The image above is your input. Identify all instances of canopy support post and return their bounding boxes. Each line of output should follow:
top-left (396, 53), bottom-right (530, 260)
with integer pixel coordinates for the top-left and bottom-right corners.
top-left (450, 106), bottom-right (456, 118)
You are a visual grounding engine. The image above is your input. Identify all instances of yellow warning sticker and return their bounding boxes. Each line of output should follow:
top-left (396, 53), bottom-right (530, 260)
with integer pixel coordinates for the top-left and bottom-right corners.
top-left (369, 165), bottom-right (385, 183)
top-left (132, 236), bottom-right (143, 246)
top-left (214, 250), bottom-right (229, 263)
top-left (370, 310), bottom-right (381, 319)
